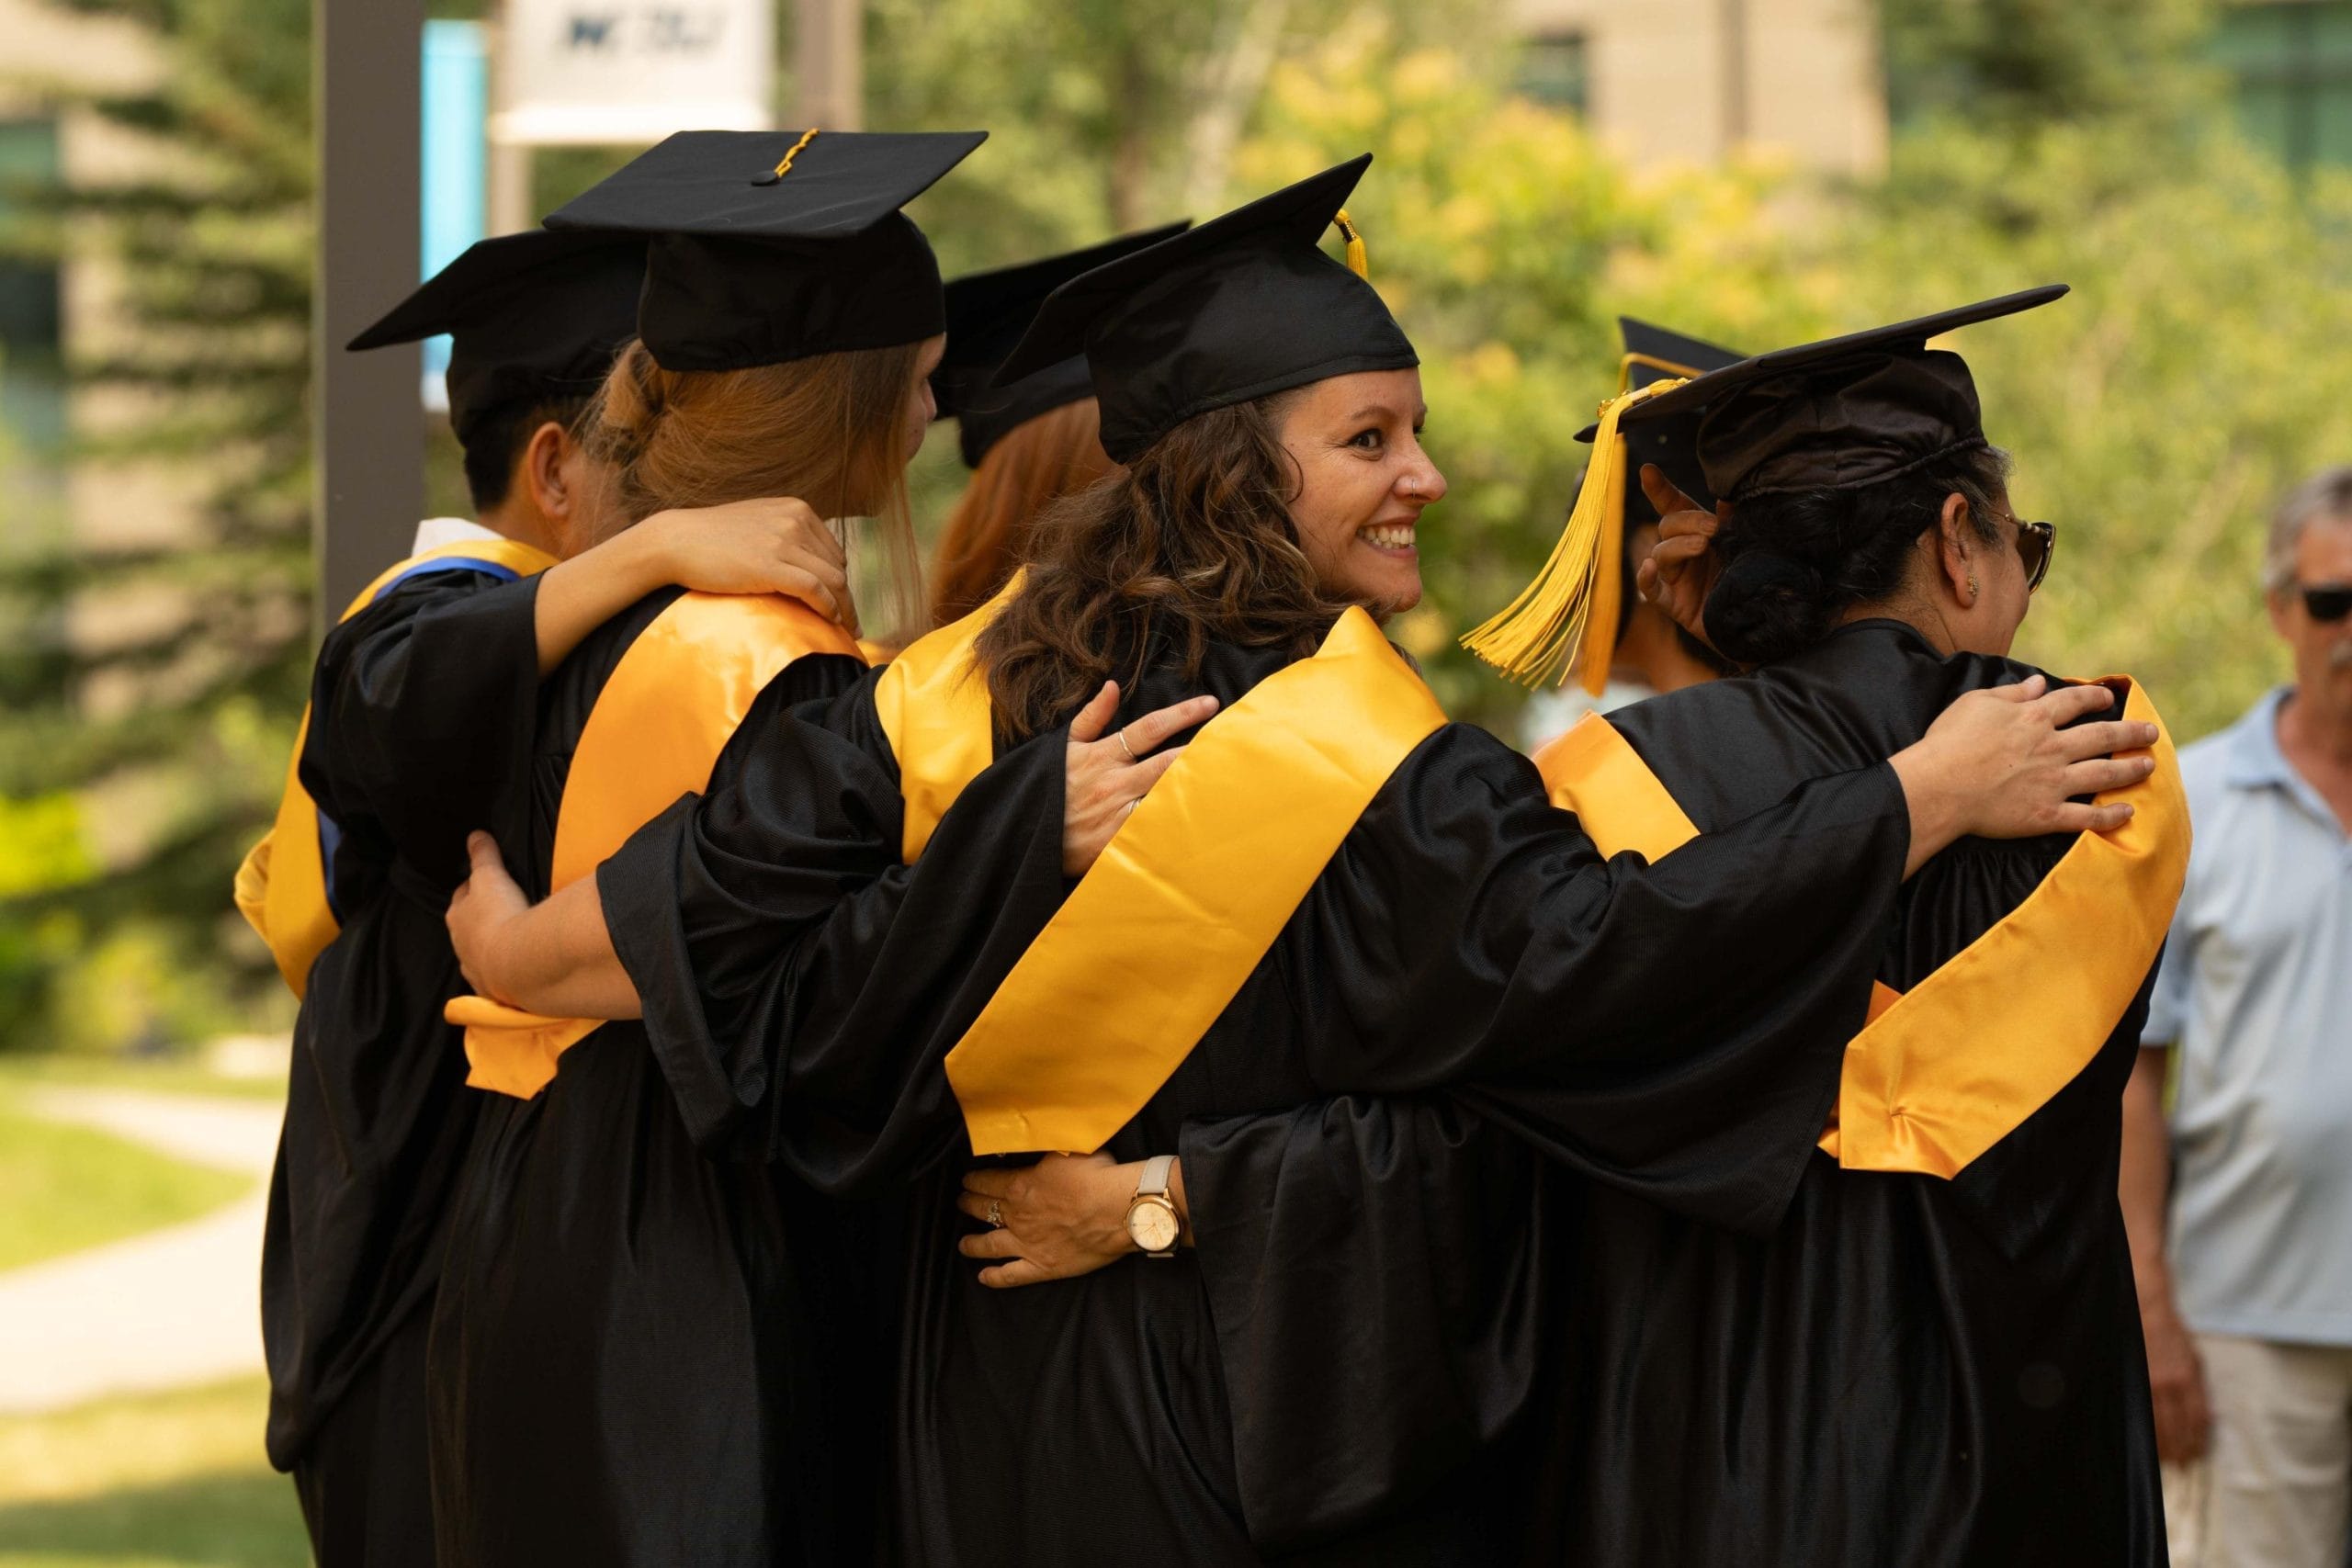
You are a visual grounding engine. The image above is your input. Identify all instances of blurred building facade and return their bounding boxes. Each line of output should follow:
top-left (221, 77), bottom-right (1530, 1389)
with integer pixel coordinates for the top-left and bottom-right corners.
top-left (1510, 0), bottom-right (2352, 179)
top-left (0, 0), bottom-right (195, 556)
top-left (2213, 0), bottom-right (2352, 171)
top-left (1508, 0), bottom-right (1891, 175)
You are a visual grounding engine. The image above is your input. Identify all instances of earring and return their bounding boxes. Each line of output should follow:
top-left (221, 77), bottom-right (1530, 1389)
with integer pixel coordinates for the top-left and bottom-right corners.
top-left (1966, 572), bottom-right (1979, 600)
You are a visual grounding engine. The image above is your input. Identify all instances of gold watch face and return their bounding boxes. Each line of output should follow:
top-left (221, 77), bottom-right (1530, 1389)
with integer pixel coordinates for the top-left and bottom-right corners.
top-left (1128, 1198), bottom-right (1181, 1253)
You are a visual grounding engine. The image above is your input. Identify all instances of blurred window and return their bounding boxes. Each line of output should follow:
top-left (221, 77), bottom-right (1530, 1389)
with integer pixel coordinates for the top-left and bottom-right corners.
top-left (0, 116), bottom-right (68, 541)
top-left (0, 116), bottom-right (66, 453)
top-left (1518, 31), bottom-right (1590, 114)
top-left (2215, 1), bottom-right (2352, 172)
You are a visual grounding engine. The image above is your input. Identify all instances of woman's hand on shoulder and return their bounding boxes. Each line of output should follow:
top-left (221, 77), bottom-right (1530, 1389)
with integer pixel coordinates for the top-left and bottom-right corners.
top-left (636, 496), bottom-right (857, 633)
top-left (956, 1152), bottom-right (1143, 1289)
top-left (1062, 681), bottom-right (1219, 877)
top-left (1891, 676), bottom-right (2159, 871)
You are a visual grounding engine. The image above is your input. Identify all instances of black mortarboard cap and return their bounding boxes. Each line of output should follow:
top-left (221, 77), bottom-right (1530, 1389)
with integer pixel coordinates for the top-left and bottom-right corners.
top-left (993, 154), bottom-right (1419, 462)
top-left (1603, 285), bottom-right (2067, 501)
top-left (346, 229), bottom-right (646, 449)
top-left (543, 129), bottom-right (988, 372)
top-left (933, 222), bottom-right (1190, 469)
top-left (1615, 317), bottom-right (1744, 527)
top-left (1475, 287), bottom-right (2065, 690)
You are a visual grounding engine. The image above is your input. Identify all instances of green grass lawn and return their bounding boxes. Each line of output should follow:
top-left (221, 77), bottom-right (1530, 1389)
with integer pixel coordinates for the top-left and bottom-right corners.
top-left (0, 1054), bottom-right (286, 1103)
top-left (0, 1378), bottom-right (309, 1568)
top-left (0, 1099), bottom-right (250, 1275)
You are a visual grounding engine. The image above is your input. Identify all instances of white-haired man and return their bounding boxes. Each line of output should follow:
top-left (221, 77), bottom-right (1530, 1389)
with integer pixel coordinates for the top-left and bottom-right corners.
top-left (2123, 467), bottom-right (2352, 1568)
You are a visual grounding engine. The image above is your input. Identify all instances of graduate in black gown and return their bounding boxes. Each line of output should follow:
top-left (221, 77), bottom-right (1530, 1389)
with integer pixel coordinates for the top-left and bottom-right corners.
top-left (446, 162), bottom-right (2158, 1565)
top-left (245, 230), bottom-right (855, 1567)
top-left (1531, 294), bottom-right (2188, 1566)
top-left (420, 129), bottom-right (990, 1568)
top-left (1034, 293), bottom-right (2190, 1565)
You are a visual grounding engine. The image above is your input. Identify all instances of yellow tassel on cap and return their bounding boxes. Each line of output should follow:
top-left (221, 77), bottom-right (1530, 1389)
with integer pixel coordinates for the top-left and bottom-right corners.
top-left (772, 127), bottom-right (820, 178)
top-left (1333, 209), bottom-right (1368, 278)
top-left (1461, 377), bottom-right (1688, 694)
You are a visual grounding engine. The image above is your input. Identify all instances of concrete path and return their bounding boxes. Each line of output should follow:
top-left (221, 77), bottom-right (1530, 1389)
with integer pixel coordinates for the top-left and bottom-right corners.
top-left (0, 1088), bottom-right (279, 1414)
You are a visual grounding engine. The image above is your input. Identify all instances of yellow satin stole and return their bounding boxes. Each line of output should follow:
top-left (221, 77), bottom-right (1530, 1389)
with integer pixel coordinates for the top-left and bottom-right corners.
top-left (233, 537), bottom-right (559, 998)
top-left (447, 592), bottom-right (863, 1100)
top-left (943, 608), bottom-right (1448, 1156)
top-left (872, 578), bottom-right (1019, 863)
top-left (1532, 682), bottom-right (2188, 1178)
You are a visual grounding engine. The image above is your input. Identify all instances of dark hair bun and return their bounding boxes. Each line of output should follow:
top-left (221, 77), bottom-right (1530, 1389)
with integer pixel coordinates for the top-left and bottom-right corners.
top-left (1703, 548), bottom-right (1830, 666)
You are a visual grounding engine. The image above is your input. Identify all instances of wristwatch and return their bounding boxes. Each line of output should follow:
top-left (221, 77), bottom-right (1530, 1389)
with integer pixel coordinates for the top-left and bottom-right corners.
top-left (1125, 1154), bottom-right (1181, 1258)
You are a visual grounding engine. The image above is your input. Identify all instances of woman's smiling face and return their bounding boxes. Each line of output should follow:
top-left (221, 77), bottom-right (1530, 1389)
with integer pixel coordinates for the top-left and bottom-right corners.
top-left (1276, 368), bottom-right (1446, 618)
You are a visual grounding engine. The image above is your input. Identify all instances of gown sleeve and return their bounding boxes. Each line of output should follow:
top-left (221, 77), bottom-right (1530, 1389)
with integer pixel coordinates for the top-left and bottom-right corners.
top-left (1179, 1092), bottom-right (1566, 1552)
top-left (1288, 724), bottom-right (1910, 1235)
top-left (598, 676), bottom-right (1071, 1180)
top-left (614, 703), bottom-right (1910, 1217)
top-left (300, 570), bottom-right (542, 893)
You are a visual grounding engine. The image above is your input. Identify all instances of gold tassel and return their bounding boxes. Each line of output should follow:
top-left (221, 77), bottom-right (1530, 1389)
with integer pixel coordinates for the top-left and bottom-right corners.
top-left (772, 127), bottom-right (820, 179)
top-left (1333, 209), bottom-right (1368, 277)
top-left (1617, 349), bottom-right (1704, 393)
top-left (1461, 378), bottom-right (1688, 690)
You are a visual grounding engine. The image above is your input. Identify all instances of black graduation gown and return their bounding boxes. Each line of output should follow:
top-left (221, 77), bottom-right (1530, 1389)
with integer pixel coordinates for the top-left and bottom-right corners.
top-left (1184, 620), bottom-right (2168, 1566)
top-left (424, 588), bottom-right (881, 1568)
top-left (600, 628), bottom-right (1924, 1565)
top-left (264, 563), bottom-right (542, 1568)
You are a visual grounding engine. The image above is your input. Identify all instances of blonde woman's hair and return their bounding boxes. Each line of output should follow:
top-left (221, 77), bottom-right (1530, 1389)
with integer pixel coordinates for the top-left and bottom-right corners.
top-left (579, 337), bottom-right (929, 635)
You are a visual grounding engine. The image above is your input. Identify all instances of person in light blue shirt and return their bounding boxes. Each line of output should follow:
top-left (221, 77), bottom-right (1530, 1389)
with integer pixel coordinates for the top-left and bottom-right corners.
top-left (2123, 467), bottom-right (2352, 1568)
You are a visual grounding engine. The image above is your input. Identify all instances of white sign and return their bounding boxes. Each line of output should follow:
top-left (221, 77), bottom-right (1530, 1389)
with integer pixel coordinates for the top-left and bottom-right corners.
top-left (494, 0), bottom-right (775, 146)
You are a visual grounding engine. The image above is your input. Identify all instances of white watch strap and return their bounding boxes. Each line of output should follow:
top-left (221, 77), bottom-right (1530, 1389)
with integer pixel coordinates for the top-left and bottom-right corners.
top-left (1136, 1153), bottom-right (1175, 1200)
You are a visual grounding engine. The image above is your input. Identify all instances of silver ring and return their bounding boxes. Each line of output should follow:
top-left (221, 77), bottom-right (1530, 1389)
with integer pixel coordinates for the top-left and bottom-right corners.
top-left (1116, 728), bottom-right (1138, 764)
top-left (1123, 798), bottom-right (1139, 818)
top-left (987, 1200), bottom-right (1004, 1228)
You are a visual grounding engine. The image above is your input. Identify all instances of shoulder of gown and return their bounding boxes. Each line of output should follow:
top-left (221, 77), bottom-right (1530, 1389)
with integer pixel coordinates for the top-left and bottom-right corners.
top-left (300, 567), bottom-right (542, 895)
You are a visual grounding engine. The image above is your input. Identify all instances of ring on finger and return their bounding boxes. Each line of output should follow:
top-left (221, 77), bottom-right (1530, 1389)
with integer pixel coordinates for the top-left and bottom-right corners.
top-left (1116, 728), bottom-right (1139, 764)
top-left (987, 1200), bottom-right (1004, 1228)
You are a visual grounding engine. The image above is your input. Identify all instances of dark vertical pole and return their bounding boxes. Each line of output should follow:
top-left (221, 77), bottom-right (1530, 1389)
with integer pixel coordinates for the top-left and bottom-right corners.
top-left (313, 0), bottom-right (424, 634)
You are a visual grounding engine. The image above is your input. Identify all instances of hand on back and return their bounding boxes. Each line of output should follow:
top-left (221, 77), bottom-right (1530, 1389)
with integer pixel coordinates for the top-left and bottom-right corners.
top-left (446, 831), bottom-right (530, 1005)
top-left (639, 497), bottom-right (858, 634)
top-left (1915, 677), bottom-right (2157, 840)
top-left (1062, 682), bottom-right (1219, 877)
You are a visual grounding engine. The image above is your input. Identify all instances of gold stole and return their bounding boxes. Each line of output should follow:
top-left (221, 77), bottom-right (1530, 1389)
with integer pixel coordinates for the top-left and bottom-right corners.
top-left (873, 578), bottom-right (1019, 863)
top-left (943, 609), bottom-right (1448, 1156)
top-left (1532, 682), bottom-right (2188, 1178)
top-left (233, 536), bottom-right (559, 998)
top-left (447, 592), bottom-right (863, 1100)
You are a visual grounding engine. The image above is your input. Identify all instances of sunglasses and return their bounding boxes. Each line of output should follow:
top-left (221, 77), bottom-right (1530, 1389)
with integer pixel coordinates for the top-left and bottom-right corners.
top-left (2015, 519), bottom-right (2056, 593)
top-left (2300, 583), bottom-right (2352, 623)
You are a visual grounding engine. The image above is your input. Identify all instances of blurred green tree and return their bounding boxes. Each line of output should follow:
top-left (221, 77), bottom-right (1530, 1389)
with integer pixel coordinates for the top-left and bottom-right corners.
top-left (1882, 0), bottom-right (2219, 138)
top-left (0, 0), bottom-right (312, 1049)
top-left (1826, 121), bottom-right (2352, 738)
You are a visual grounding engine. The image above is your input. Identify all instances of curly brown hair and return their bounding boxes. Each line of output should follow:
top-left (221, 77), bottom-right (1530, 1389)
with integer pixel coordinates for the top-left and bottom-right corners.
top-left (976, 390), bottom-right (1356, 739)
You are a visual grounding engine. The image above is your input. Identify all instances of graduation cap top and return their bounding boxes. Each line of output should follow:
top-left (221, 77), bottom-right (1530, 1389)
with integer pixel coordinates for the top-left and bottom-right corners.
top-left (1611, 284), bottom-right (2067, 502)
top-left (1467, 285), bottom-right (2065, 691)
top-left (346, 229), bottom-right (647, 449)
top-left (933, 221), bottom-right (1190, 469)
top-left (543, 129), bottom-right (989, 373)
top-left (993, 154), bottom-right (1419, 463)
